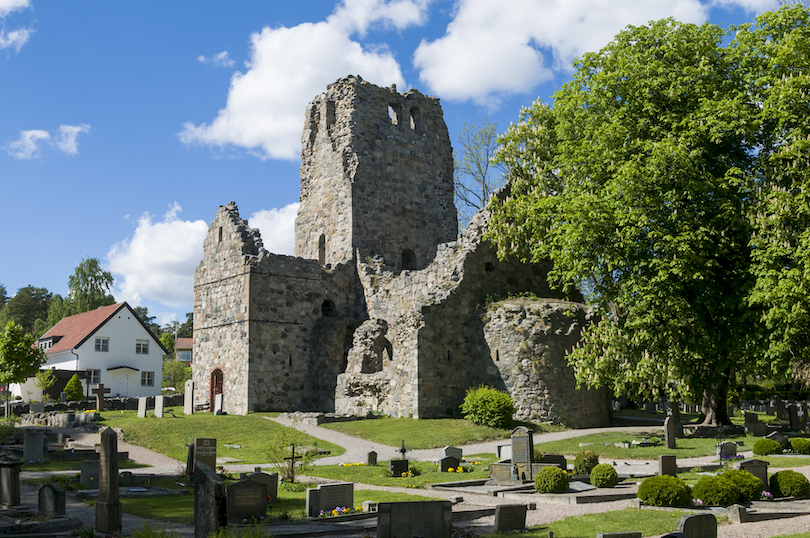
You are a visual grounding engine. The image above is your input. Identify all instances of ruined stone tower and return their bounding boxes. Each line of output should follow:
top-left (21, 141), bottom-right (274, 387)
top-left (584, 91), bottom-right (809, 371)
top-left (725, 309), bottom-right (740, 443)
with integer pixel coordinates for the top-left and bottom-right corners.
top-left (295, 78), bottom-right (456, 271)
top-left (192, 76), bottom-right (611, 426)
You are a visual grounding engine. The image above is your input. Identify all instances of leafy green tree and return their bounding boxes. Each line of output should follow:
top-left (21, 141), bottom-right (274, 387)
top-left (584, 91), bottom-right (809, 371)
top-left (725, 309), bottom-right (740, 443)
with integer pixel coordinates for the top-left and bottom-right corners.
top-left (64, 374), bottom-right (84, 402)
top-left (177, 313), bottom-right (193, 339)
top-left (0, 284), bottom-right (7, 308)
top-left (133, 306), bottom-right (162, 337)
top-left (488, 17), bottom-right (760, 425)
top-left (160, 333), bottom-right (175, 359)
top-left (34, 369), bottom-right (56, 402)
top-left (454, 119), bottom-right (505, 227)
top-left (66, 258), bottom-right (115, 314)
top-left (0, 322), bottom-right (47, 408)
top-left (163, 360), bottom-right (191, 392)
top-left (264, 427), bottom-right (316, 482)
top-left (0, 286), bottom-right (52, 335)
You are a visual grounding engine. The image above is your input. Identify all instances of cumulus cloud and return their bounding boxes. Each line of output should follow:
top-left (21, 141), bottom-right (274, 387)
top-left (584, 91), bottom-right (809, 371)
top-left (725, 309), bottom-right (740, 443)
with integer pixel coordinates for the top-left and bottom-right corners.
top-left (413, 0), bottom-right (713, 105)
top-left (711, 0), bottom-right (776, 11)
top-left (6, 129), bottom-right (48, 158)
top-left (4, 124), bottom-right (90, 158)
top-left (197, 51), bottom-right (235, 67)
top-left (0, 0), bottom-right (32, 52)
top-left (55, 124), bottom-right (91, 154)
top-left (107, 203), bottom-right (208, 309)
top-left (248, 203), bottom-right (299, 256)
top-left (180, 0), bottom-right (430, 160)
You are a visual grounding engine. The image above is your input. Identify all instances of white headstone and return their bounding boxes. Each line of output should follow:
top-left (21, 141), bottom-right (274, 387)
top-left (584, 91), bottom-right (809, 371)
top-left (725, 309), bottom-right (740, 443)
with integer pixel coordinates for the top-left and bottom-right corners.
top-left (184, 380), bottom-right (194, 415)
top-left (154, 395), bottom-right (164, 418)
top-left (214, 393), bottom-right (223, 414)
top-left (137, 397), bottom-right (147, 418)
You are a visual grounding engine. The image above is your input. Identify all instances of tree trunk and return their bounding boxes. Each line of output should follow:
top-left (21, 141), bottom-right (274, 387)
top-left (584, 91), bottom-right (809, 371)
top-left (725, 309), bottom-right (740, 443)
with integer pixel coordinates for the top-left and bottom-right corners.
top-left (699, 390), bottom-right (732, 426)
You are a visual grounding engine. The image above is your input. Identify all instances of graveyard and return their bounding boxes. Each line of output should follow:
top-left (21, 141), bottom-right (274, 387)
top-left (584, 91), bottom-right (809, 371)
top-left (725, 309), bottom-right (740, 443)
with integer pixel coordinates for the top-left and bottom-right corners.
top-left (1, 399), bottom-right (810, 537)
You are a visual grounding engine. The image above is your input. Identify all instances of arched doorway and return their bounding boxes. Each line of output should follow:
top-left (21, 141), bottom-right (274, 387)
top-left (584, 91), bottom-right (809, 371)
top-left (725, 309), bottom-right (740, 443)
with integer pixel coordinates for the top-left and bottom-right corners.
top-left (210, 368), bottom-right (223, 413)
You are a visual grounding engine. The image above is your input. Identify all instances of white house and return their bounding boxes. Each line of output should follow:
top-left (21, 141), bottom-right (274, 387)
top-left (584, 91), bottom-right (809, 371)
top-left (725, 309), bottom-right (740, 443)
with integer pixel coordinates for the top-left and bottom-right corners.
top-left (13, 302), bottom-right (167, 401)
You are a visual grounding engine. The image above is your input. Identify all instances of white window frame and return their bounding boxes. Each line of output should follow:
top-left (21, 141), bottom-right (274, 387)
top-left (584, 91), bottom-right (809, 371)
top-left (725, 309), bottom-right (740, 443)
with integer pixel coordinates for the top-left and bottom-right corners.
top-left (95, 337), bottom-right (109, 352)
top-left (88, 369), bottom-right (101, 384)
top-left (141, 371), bottom-right (154, 386)
top-left (177, 350), bottom-right (191, 362)
top-left (135, 339), bottom-right (149, 354)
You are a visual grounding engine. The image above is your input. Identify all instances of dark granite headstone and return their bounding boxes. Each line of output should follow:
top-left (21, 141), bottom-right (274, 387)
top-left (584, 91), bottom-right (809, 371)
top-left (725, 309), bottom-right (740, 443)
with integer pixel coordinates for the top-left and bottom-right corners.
top-left (716, 441), bottom-right (737, 460)
top-left (38, 482), bottom-right (65, 517)
top-left (788, 404), bottom-right (800, 431)
top-left (0, 455), bottom-right (22, 508)
top-left (227, 479), bottom-right (267, 523)
top-left (664, 417), bottom-right (677, 449)
top-left (367, 451), bottom-right (377, 466)
top-left (494, 504), bottom-right (527, 533)
top-left (246, 471), bottom-right (278, 502)
top-left (440, 456), bottom-right (460, 472)
top-left (23, 429), bottom-right (45, 463)
top-left (95, 427), bottom-right (121, 534)
top-left (733, 459), bottom-right (769, 488)
top-left (676, 512), bottom-right (716, 538)
top-left (774, 399), bottom-right (788, 421)
top-left (194, 438), bottom-right (217, 471)
top-left (389, 459), bottom-right (408, 477)
top-left (194, 462), bottom-right (226, 538)
top-left (377, 501), bottom-right (452, 538)
top-left (305, 482), bottom-right (354, 517)
top-left (80, 460), bottom-right (100, 487)
top-left (659, 455), bottom-right (677, 477)
top-left (443, 445), bottom-right (462, 460)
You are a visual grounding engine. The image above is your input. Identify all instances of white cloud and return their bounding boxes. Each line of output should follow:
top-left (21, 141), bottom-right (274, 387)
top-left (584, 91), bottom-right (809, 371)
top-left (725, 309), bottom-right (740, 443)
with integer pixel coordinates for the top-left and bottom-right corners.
top-left (55, 124), bottom-right (90, 154)
top-left (0, 26), bottom-right (30, 51)
top-left (197, 51), bottom-right (235, 67)
top-left (711, 0), bottom-right (776, 11)
top-left (107, 203), bottom-right (208, 309)
top-left (0, 0), bottom-right (29, 18)
top-left (180, 0), bottom-right (430, 160)
top-left (5, 129), bottom-right (49, 159)
top-left (248, 203), bottom-right (299, 256)
top-left (413, 0), bottom-right (711, 105)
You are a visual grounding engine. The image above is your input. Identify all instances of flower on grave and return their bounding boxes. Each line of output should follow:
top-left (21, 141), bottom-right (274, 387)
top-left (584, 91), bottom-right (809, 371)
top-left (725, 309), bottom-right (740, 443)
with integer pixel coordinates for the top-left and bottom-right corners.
top-left (762, 491), bottom-right (774, 500)
top-left (692, 499), bottom-right (703, 506)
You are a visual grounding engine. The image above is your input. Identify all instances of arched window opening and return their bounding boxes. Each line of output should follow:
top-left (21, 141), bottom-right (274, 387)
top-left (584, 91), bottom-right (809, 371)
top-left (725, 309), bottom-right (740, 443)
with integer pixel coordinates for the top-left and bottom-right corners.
top-left (322, 300), bottom-right (336, 317)
top-left (410, 107), bottom-right (421, 131)
top-left (401, 249), bottom-right (416, 271)
top-left (325, 100), bottom-right (336, 133)
top-left (318, 234), bottom-right (326, 264)
top-left (209, 368), bottom-right (223, 413)
top-left (389, 104), bottom-right (402, 126)
top-left (218, 227), bottom-right (223, 243)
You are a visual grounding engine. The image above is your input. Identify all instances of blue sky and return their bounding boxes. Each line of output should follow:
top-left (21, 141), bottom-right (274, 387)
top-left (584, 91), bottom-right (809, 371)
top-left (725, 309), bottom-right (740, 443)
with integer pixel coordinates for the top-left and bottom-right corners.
top-left (0, 0), bottom-right (778, 325)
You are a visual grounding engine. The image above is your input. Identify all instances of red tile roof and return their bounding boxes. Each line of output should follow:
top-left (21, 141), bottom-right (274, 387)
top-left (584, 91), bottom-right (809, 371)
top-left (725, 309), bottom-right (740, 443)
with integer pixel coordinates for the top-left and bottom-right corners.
top-left (174, 337), bottom-right (193, 350)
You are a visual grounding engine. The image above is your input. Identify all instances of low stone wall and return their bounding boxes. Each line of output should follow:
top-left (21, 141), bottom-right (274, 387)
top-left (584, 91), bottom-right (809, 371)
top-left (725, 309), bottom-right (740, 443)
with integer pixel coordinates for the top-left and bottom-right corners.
top-left (11, 395), bottom-right (185, 416)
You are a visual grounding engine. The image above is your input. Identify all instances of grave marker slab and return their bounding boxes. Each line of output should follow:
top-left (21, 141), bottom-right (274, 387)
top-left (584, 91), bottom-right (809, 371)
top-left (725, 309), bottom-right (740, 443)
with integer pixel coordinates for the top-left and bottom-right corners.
top-left (194, 462), bottom-right (226, 538)
top-left (29, 402), bottom-right (45, 414)
top-left (305, 482), bottom-right (354, 517)
top-left (389, 459), bottom-right (408, 477)
top-left (659, 455), bottom-right (677, 477)
top-left (38, 483), bottom-right (65, 517)
top-left (0, 455), bottom-right (22, 508)
top-left (676, 512), bottom-right (716, 538)
top-left (788, 404), bottom-right (800, 431)
top-left (23, 429), bottom-right (45, 463)
top-left (227, 479), bottom-right (267, 523)
top-left (95, 427), bottom-right (122, 534)
top-left (155, 395), bottom-right (164, 418)
top-left (765, 431), bottom-right (788, 448)
top-left (367, 451), bottom-right (377, 466)
top-left (246, 471), bottom-right (278, 502)
top-left (377, 501), bottom-right (452, 538)
top-left (494, 504), bottom-right (527, 533)
top-left (733, 459), bottom-right (769, 488)
top-left (774, 399), bottom-right (788, 421)
top-left (137, 397), bottom-right (147, 418)
top-left (80, 460), bottom-right (100, 487)
top-left (443, 446), bottom-right (462, 461)
top-left (214, 393), bottom-right (223, 414)
top-left (664, 417), bottom-right (677, 449)
top-left (184, 380), bottom-right (194, 415)
top-left (716, 441), bottom-right (737, 460)
top-left (194, 438), bottom-right (217, 471)
top-left (440, 456), bottom-right (460, 472)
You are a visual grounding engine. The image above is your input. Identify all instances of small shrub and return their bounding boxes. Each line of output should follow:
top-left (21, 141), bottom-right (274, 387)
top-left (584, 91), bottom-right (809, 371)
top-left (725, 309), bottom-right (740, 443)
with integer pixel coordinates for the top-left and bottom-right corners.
top-left (64, 374), bottom-right (84, 402)
top-left (790, 438), bottom-right (810, 455)
top-left (753, 438), bottom-right (783, 456)
top-left (691, 476), bottom-right (741, 506)
top-left (574, 450), bottom-right (599, 475)
top-left (459, 385), bottom-right (514, 428)
top-left (590, 463), bottom-right (618, 488)
top-left (637, 475), bottom-right (692, 507)
top-left (720, 469), bottom-right (765, 502)
top-left (534, 466), bottom-right (569, 494)
top-left (769, 470), bottom-right (810, 498)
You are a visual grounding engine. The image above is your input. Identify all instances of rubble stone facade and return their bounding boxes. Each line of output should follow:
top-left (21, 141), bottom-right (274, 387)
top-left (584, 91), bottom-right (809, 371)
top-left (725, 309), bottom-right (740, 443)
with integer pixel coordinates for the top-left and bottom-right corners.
top-left (192, 76), bottom-right (610, 427)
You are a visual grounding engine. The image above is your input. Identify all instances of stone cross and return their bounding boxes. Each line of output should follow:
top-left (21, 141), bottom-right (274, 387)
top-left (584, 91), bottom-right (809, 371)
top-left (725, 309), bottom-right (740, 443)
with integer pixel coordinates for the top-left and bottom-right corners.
top-left (91, 384), bottom-right (111, 412)
top-left (95, 428), bottom-right (121, 534)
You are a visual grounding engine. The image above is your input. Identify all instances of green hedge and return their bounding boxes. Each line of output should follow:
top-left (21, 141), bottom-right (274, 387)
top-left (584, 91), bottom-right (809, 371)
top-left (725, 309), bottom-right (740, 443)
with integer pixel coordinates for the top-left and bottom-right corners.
top-left (574, 450), bottom-right (599, 475)
top-left (590, 464), bottom-right (618, 488)
top-left (691, 476), bottom-right (741, 506)
top-left (720, 469), bottom-right (765, 502)
top-left (770, 470), bottom-right (810, 498)
top-left (637, 475), bottom-right (692, 507)
top-left (534, 466), bottom-right (569, 494)
top-left (459, 385), bottom-right (515, 428)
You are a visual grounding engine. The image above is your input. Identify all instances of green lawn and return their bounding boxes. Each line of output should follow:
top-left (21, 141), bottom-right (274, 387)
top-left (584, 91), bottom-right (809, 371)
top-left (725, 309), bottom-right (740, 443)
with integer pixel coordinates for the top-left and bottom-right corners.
top-left (304, 456), bottom-right (495, 488)
top-left (318, 417), bottom-right (563, 449)
top-left (488, 508), bottom-right (726, 538)
top-left (534, 431), bottom-right (751, 460)
top-left (96, 408), bottom-right (343, 463)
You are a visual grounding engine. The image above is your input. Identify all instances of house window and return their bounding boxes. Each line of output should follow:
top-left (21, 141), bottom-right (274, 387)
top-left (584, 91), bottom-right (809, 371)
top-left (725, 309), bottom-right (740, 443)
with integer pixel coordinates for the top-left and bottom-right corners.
top-left (88, 369), bottom-right (101, 384)
top-left (95, 337), bottom-right (108, 352)
top-left (177, 351), bottom-right (191, 362)
top-left (136, 339), bottom-right (149, 354)
top-left (141, 371), bottom-right (154, 386)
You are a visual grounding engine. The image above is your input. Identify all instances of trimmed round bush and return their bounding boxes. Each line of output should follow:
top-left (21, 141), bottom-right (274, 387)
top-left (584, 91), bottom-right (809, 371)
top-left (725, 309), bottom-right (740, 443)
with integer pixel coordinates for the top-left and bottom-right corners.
top-left (590, 463), bottom-right (618, 488)
top-left (460, 385), bottom-right (515, 428)
top-left (574, 450), bottom-right (600, 475)
top-left (753, 438), bottom-right (783, 456)
top-left (64, 374), bottom-right (84, 402)
top-left (770, 470), bottom-right (810, 498)
top-left (691, 476), bottom-right (741, 506)
top-left (637, 475), bottom-right (692, 507)
top-left (790, 438), bottom-right (810, 455)
top-left (534, 466), bottom-right (569, 494)
top-left (720, 469), bottom-right (765, 502)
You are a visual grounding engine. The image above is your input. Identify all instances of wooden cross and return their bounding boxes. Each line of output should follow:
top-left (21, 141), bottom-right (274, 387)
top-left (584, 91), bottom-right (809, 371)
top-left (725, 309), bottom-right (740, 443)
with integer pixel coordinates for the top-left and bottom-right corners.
top-left (91, 384), bottom-right (111, 412)
top-left (284, 445), bottom-right (303, 482)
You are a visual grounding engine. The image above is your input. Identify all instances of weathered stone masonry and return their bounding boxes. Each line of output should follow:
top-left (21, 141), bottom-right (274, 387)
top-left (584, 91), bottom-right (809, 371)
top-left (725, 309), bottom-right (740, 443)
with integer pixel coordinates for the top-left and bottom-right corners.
top-left (193, 76), bottom-right (610, 426)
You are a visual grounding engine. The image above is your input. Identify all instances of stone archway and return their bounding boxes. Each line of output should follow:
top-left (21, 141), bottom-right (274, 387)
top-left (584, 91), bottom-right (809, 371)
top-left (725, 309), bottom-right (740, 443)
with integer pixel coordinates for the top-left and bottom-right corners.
top-left (210, 368), bottom-right (223, 413)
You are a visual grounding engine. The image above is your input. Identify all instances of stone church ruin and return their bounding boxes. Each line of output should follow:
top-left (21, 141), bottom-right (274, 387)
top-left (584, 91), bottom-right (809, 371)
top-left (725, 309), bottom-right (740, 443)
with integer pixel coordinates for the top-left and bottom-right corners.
top-left (192, 76), bottom-right (610, 427)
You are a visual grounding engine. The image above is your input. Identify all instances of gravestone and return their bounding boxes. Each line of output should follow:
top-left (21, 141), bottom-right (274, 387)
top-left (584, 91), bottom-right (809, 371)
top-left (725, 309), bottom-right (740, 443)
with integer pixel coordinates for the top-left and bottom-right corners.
top-left (80, 460), bottom-right (100, 487)
top-left (367, 451), bottom-right (377, 466)
top-left (0, 455), bottom-right (22, 508)
top-left (137, 397), bottom-right (147, 418)
top-left (716, 441), bottom-right (737, 460)
top-left (214, 393), bottom-right (223, 414)
top-left (664, 417), bottom-right (677, 449)
top-left (511, 426), bottom-right (534, 481)
top-left (774, 399), bottom-right (788, 421)
top-left (29, 402), bottom-right (45, 414)
top-left (494, 504), bottom-right (527, 533)
top-left (184, 380), bottom-right (194, 415)
top-left (440, 456), bottom-right (460, 472)
top-left (389, 459), bottom-right (408, 477)
top-left (669, 403), bottom-right (684, 437)
top-left (733, 459), bottom-right (769, 488)
top-left (802, 402), bottom-right (810, 426)
top-left (246, 471), bottom-right (278, 502)
top-left (497, 444), bottom-right (512, 461)
top-left (194, 462), bottom-right (226, 538)
top-left (306, 482), bottom-right (354, 517)
top-left (59, 392), bottom-right (67, 404)
top-left (788, 404), bottom-right (800, 431)
top-left (744, 413), bottom-right (767, 437)
top-left (765, 431), bottom-right (788, 448)
top-left (120, 471), bottom-right (133, 487)
top-left (659, 455), bottom-right (677, 477)
top-left (227, 479), bottom-right (267, 523)
top-left (643, 402), bottom-right (655, 414)
top-left (23, 428), bottom-right (45, 463)
top-left (538, 453), bottom-right (567, 470)
top-left (443, 445), bottom-right (462, 461)
top-left (726, 504), bottom-right (748, 524)
top-left (91, 384), bottom-right (111, 412)
top-left (194, 438), bottom-right (217, 471)
top-left (377, 501), bottom-right (452, 538)
top-left (155, 395), bottom-right (164, 418)
top-left (95, 427), bottom-right (121, 534)
top-left (676, 512), bottom-right (716, 538)
top-left (38, 482), bottom-right (65, 517)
